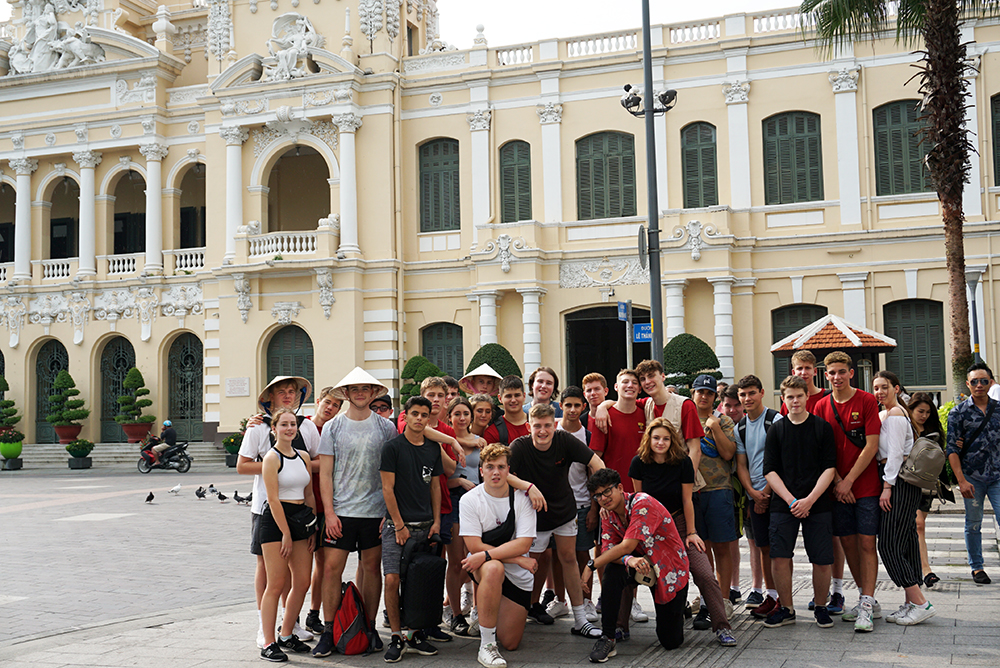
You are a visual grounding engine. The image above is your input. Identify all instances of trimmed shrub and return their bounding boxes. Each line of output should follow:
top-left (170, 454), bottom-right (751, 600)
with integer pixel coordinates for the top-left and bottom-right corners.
top-left (116, 367), bottom-right (156, 424)
top-left (663, 333), bottom-right (722, 396)
top-left (47, 370), bottom-right (91, 426)
top-left (399, 356), bottom-right (445, 404)
top-left (466, 343), bottom-right (522, 380)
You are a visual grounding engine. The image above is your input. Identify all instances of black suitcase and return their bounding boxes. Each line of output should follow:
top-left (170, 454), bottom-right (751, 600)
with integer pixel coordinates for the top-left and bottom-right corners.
top-left (399, 533), bottom-right (446, 630)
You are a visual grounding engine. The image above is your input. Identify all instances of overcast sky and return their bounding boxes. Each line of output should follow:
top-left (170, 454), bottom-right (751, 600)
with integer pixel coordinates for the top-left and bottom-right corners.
top-left (0, 1), bottom-right (800, 44)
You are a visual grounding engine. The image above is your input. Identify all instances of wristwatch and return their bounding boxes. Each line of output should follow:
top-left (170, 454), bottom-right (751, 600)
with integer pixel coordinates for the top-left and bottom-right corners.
top-left (586, 559), bottom-right (595, 570)
top-left (484, 551), bottom-right (492, 562)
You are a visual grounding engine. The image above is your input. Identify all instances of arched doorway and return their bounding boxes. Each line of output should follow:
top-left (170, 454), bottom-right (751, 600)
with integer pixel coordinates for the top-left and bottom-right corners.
top-left (267, 325), bottom-right (314, 392)
top-left (35, 340), bottom-right (69, 443)
top-left (565, 306), bottom-right (651, 396)
top-left (168, 333), bottom-right (204, 441)
top-left (113, 171), bottom-right (146, 255)
top-left (100, 336), bottom-right (136, 442)
top-left (50, 177), bottom-right (80, 259)
top-left (179, 164), bottom-right (207, 249)
top-left (266, 146), bottom-right (330, 232)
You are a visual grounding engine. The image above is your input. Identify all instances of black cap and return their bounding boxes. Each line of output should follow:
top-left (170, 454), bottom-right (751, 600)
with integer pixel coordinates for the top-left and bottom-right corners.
top-left (692, 374), bottom-right (718, 394)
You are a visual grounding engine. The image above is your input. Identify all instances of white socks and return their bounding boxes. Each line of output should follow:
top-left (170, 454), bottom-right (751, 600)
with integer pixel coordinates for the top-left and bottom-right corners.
top-left (572, 604), bottom-right (588, 629)
top-left (752, 588), bottom-right (763, 595)
top-left (832, 578), bottom-right (844, 595)
top-left (480, 625), bottom-right (497, 648)
top-left (767, 589), bottom-right (778, 601)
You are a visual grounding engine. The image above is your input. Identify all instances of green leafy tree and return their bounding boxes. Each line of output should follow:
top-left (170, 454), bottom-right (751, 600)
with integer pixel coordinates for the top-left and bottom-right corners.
top-left (466, 343), bottom-right (522, 379)
top-left (116, 367), bottom-right (156, 424)
top-left (663, 333), bottom-right (721, 397)
top-left (47, 370), bottom-right (91, 427)
top-left (400, 356), bottom-right (445, 404)
top-left (799, 0), bottom-right (1000, 396)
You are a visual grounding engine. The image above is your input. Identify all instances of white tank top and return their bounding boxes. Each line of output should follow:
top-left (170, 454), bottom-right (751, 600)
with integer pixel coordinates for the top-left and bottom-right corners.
top-left (272, 447), bottom-right (310, 501)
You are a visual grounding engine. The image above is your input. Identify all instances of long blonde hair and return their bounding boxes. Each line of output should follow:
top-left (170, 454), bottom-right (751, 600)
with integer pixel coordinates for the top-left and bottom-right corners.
top-left (637, 417), bottom-right (687, 465)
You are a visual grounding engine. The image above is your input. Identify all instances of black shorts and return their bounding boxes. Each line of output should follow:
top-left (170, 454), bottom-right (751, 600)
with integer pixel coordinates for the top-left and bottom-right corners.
top-left (250, 512), bottom-right (263, 556)
top-left (259, 502), bottom-right (315, 544)
top-left (918, 493), bottom-right (933, 514)
top-left (748, 500), bottom-right (771, 548)
top-left (469, 572), bottom-right (532, 611)
top-left (768, 510), bottom-right (833, 564)
top-left (321, 516), bottom-right (382, 552)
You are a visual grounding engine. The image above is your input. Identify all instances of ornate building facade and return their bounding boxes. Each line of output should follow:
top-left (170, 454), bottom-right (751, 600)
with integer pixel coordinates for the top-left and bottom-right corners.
top-left (0, 1), bottom-right (996, 443)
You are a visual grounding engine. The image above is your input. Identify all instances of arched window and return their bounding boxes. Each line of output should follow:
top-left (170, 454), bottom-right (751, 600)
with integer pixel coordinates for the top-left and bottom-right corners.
top-left (267, 146), bottom-right (330, 232)
top-left (267, 325), bottom-right (315, 393)
top-left (763, 112), bottom-right (824, 205)
top-left (576, 132), bottom-right (636, 220)
top-left (873, 100), bottom-right (930, 196)
top-left (682, 122), bottom-right (718, 209)
top-left (101, 336), bottom-right (136, 442)
top-left (35, 339), bottom-right (68, 443)
top-left (500, 141), bottom-right (532, 223)
top-left (883, 299), bottom-right (945, 388)
top-left (50, 177), bottom-right (80, 260)
top-left (114, 171), bottom-right (146, 255)
top-left (422, 323), bottom-right (464, 378)
top-left (168, 333), bottom-right (204, 442)
top-left (179, 164), bottom-right (207, 248)
top-left (419, 138), bottom-right (461, 232)
top-left (772, 304), bottom-right (828, 389)
top-left (0, 181), bottom-right (15, 264)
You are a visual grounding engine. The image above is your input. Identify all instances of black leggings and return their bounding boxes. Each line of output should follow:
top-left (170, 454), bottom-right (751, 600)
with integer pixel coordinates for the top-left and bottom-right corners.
top-left (601, 562), bottom-right (689, 649)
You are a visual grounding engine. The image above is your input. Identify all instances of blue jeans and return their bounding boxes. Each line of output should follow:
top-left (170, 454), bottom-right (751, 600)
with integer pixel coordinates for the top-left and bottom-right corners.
top-left (963, 478), bottom-right (1000, 571)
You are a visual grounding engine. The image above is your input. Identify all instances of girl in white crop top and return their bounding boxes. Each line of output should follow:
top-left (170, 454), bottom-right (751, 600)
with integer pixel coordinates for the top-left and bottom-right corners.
top-left (260, 408), bottom-right (317, 655)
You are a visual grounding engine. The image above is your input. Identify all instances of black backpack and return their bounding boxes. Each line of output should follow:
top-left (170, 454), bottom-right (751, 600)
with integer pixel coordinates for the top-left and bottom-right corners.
top-left (399, 534), bottom-right (447, 630)
top-left (492, 416), bottom-right (510, 445)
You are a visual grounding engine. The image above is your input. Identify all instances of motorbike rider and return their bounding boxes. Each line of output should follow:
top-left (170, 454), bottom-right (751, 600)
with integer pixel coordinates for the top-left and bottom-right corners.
top-left (152, 420), bottom-right (177, 464)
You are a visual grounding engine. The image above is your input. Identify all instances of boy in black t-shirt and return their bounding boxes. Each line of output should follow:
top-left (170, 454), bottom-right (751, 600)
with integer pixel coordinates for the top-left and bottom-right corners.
top-left (762, 376), bottom-right (837, 630)
top-left (509, 403), bottom-right (605, 638)
top-left (379, 396), bottom-right (444, 662)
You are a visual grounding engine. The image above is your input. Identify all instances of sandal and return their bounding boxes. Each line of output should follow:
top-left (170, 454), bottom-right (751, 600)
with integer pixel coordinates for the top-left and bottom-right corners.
top-left (924, 572), bottom-right (940, 587)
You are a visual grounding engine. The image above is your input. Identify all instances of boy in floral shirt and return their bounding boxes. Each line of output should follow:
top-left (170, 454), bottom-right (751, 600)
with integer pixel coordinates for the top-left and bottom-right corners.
top-left (581, 469), bottom-right (690, 663)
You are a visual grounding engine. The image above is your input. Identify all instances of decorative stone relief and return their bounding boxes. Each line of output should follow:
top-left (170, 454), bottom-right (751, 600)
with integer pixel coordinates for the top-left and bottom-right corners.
top-left (174, 23), bottom-right (208, 64)
top-left (671, 219), bottom-right (718, 262)
top-left (250, 0), bottom-right (258, 12)
top-left (168, 86), bottom-right (210, 105)
top-left (94, 288), bottom-right (135, 331)
top-left (315, 268), bottom-right (335, 318)
top-left (964, 55), bottom-right (981, 80)
top-left (722, 80), bottom-right (750, 105)
top-left (9, 157), bottom-right (39, 175)
top-left (237, 220), bottom-right (262, 235)
top-left (251, 115), bottom-right (338, 157)
top-left (3, 296), bottom-right (26, 348)
top-left (45, 132), bottom-right (57, 146)
top-left (118, 156), bottom-right (131, 169)
top-left (220, 125), bottom-right (250, 146)
top-left (304, 87), bottom-right (352, 107)
top-left (67, 291), bottom-right (90, 345)
top-left (482, 234), bottom-right (525, 273)
top-left (135, 287), bottom-right (158, 341)
top-left (116, 73), bottom-right (157, 105)
top-left (139, 143), bottom-right (169, 162)
top-left (467, 108), bottom-right (491, 132)
top-left (74, 125), bottom-right (87, 143)
top-left (54, 163), bottom-right (66, 175)
top-left (317, 214), bottom-right (340, 231)
top-left (188, 121), bottom-right (200, 134)
top-left (73, 150), bottom-right (101, 169)
top-left (161, 284), bottom-right (203, 325)
top-left (473, 24), bottom-right (487, 46)
top-left (536, 102), bottom-right (563, 124)
top-left (233, 273), bottom-right (252, 323)
top-left (28, 293), bottom-right (67, 334)
top-left (110, 124), bottom-right (122, 139)
top-left (271, 300), bottom-right (302, 325)
top-left (332, 113), bottom-right (362, 134)
top-left (208, 0), bottom-right (234, 64)
top-left (221, 98), bottom-right (268, 116)
top-left (404, 52), bottom-right (465, 74)
top-left (186, 148), bottom-right (201, 161)
top-left (828, 67), bottom-right (859, 93)
top-left (386, 1), bottom-right (400, 42)
top-left (262, 13), bottom-right (325, 81)
top-left (559, 257), bottom-right (650, 289)
top-left (359, 0), bottom-right (385, 41)
top-left (11, 134), bottom-right (25, 150)
top-left (429, 93), bottom-right (443, 106)
top-left (6, 3), bottom-right (105, 76)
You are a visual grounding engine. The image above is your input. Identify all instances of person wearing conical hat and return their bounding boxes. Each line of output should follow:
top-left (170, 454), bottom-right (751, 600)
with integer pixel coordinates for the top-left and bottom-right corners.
top-left (312, 367), bottom-right (398, 657)
top-left (460, 363), bottom-right (503, 397)
top-left (237, 375), bottom-right (322, 647)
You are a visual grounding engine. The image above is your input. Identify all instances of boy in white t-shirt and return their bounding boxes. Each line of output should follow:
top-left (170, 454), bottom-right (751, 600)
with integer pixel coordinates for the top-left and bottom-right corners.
top-left (460, 443), bottom-right (538, 668)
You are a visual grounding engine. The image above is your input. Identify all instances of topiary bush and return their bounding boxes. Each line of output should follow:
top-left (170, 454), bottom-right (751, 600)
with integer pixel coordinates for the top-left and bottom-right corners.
top-left (116, 367), bottom-right (156, 424)
top-left (47, 370), bottom-right (91, 426)
top-left (0, 374), bottom-right (23, 431)
top-left (399, 356), bottom-right (445, 404)
top-left (466, 343), bottom-right (521, 380)
top-left (663, 333), bottom-right (722, 396)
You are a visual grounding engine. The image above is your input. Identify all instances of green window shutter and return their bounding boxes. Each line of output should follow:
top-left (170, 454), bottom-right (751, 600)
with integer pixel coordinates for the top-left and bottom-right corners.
top-left (873, 101), bottom-right (929, 196)
top-left (576, 133), bottom-right (636, 220)
top-left (268, 325), bottom-right (315, 392)
top-left (419, 139), bottom-right (461, 232)
top-left (422, 323), bottom-right (464, 378)
top-left (681, 123), bottom-right (718, 209)
top-left (771, 304), bottom-right (828, 389)
top-left (763, 112), bottom-right (823, 204)
top-left (992, 95), bottom-right (1000, 186)
top-left (883, 300), bottom-right (945, 387)
top-left (500, 141), bottom-right (532, 223)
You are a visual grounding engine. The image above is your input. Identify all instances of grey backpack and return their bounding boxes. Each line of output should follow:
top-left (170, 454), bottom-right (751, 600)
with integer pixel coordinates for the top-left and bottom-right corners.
top-left (898, 432), bottom-right (946, 492)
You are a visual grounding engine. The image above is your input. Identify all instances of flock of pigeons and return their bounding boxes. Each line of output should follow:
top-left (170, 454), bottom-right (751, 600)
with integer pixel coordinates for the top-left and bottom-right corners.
top-left (144, 484), bottom-right (252, 505)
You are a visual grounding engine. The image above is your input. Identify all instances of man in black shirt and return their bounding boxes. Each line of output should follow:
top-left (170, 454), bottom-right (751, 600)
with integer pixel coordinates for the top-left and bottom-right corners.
top-left (509, 403), bottom-right (605, 638)
top-left (762, 376), bottom-right (837, 630)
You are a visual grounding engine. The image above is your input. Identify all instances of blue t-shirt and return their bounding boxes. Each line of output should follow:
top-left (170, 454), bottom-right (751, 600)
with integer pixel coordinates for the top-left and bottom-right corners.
top-left (736, 409), bottom-right (782, 491)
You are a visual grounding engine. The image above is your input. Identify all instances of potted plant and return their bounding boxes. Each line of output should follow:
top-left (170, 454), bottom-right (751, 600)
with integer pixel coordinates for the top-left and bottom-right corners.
top-left (47, 370), bottom-right (90, 444)
top-left (222, 417), bottom-right (248, 467)
top-left (66, 438), bottom-right (94, 469)
top-left (0, 374), bottom-right (25, 470)
top-left (115, 367), bottom-right (156, 443)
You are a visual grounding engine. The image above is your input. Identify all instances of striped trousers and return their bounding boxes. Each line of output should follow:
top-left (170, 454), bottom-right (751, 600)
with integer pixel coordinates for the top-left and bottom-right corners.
top-left (876, 477), bottom-right (924, 588)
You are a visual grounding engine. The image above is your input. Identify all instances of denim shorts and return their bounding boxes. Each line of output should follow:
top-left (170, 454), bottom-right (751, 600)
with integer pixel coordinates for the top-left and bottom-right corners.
top-left (575, 505), bottom-right (598, 552)
top-left (833, 496), bottom-right (880, 537)
top-left (694, 488), bottom-right (738, 543)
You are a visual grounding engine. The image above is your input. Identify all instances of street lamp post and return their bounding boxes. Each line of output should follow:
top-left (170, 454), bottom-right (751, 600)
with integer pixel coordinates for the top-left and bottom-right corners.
top-left (620, 0), bottom-right (676, 365)
top-left (966, 268), bottom-right (984, 363)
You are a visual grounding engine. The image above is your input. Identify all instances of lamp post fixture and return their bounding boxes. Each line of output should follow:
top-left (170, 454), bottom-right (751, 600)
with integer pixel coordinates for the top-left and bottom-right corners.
top-left (620, 0), bottom-right (676, 365)
top-left (966, 267), bottom-right (985, 363)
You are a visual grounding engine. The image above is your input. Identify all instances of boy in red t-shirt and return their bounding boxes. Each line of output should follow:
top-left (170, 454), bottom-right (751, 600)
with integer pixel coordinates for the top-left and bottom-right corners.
top-left (483, 376), bottom-right (531, 445)
top-left (811, 351), bottom-right (882, 633)
top-left (589, 369), bottom-right (645, 493)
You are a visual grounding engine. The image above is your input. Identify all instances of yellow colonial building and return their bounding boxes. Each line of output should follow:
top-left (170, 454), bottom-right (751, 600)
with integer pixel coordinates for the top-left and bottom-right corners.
top-left (0, 0), bottom-right (996, 444)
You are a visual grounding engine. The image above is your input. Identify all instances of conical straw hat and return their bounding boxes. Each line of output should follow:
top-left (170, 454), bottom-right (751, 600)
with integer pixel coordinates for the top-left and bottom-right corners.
top-left (332, 367), bottom-right (389, 401)
top-left (459, 363), bottom-right (502, 394)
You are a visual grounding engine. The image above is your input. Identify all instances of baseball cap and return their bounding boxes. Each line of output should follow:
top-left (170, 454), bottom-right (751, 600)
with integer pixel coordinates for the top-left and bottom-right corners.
top-left (692, 374), bottom-right (718, 394)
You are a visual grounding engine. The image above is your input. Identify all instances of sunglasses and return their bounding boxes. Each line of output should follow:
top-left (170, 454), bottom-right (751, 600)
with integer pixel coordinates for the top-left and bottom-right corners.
top-left (969, 378), bottom-right (991, 387)
top-left (592, 487), bottom-right (615, 502)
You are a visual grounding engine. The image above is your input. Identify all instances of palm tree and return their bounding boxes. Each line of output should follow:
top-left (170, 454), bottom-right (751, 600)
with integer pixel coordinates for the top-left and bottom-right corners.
top-left (800, 0), bottom-right (996, 395)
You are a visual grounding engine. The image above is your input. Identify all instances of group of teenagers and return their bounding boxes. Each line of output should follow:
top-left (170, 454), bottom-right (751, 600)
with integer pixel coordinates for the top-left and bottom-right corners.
top-left (235, 348), bottom-right (1000, 666)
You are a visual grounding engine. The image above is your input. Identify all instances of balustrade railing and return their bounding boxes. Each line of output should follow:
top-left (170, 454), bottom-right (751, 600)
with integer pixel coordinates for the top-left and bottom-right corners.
top-left (248, 232), bottom-right (318, 257)
top-left (103, 253), bottom-right (139, 275)
top-left (567, 31), bottom-right (638, 58)
top-left (670, 21), bottom-right (721, 44)
top-left (753, 10), bottom-right (817, 34)
top-left (40, 259), bottom-right (72, 279)
top-left (496, 44), bottom-right (534, 66)
top-left (165, 247), bottom-right (206, 272)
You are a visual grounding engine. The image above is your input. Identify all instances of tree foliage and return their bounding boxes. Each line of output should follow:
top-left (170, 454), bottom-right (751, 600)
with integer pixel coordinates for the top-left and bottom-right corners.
top-left (116, 367), bottom-right (156, 424)
top-left (663, 333), bottom-right (722, 396)
top-left (466, 343), bottom-right (522, 380)
top-left (400, 356), bottom-right (445, 404)
top-left (0, 375), bottom-right (23, 430)
top-left (47, 370), bottom-right (91, 426)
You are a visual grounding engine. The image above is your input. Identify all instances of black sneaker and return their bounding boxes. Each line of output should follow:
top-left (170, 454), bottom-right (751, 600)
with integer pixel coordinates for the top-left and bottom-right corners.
top-left (527, 602), bottom-right (555, 625)
top-left (261, 642), bottom-right (289, 662)
top-left (384, 634), bottom-right (406, 663)
top-left (692, 608), bottom-right (712, 630)
top-left (368, 629), bottom-right (384, 652)
top-left (451, 614), bottom-right (473, 637)
top-left (423, 626), bottom-right (452, 642)
top-left (382, 610), bottom-right (391, 628)
top-left (406, 631), bottom-right (439, 656)
top-left (974, 570), bottom-right (992, 585)
top-left (589, 635), bottom-right (617, 663)
top-left (277, 635), bottom-right (311, 653)
top-left (541, 589), bottom-right (556, 608)
top-left (729, 589), bottom-right (742, 606)
top-left (312, 630), bottom-right (335, 657)
top-left (815, 606), bottom-right (834, 628)
top-left (745, 591), bottom-right (765, 607)
top-left (305, 611), bottom-right (325, 635)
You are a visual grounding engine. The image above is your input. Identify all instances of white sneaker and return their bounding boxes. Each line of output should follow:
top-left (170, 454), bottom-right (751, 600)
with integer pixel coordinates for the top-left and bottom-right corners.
top-left (478, 642), bottom-right (507, 668)
top-left (690, 595), bottom-right (701, 615)
top-left (461, 588), bottom-right (475, 615)
top-left (897, 602), bottom-right (935, 626)
top-left (256, 627), bottom-right (266, 649)
top-left (584, 599), bottom-right (599, 623)
top-left (886, 603), bottom-right (914, 624)
top-left (468, 609), bottom-right (481, 638)
top-left (631, 600), bottom-right (649, 623)
top-left (547, 599), bottom-right (570, 619)
top-left (443, 605), bottom-right (455, 627)
top-left (724, 600), bottom-right (734, 620)
top-left (293, 621), bottom-right (314, 641)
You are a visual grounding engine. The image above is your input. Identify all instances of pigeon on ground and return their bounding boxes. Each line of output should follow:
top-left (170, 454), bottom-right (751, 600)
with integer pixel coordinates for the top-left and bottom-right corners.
top-left (208, 484), bottom-right (218, 495)
top-left (145, 492), bottom-right (154, 504)
top-left (169, 483), bottom-right (181, 494)
top-left (245, 492), bottom-right (252, 504)
top-left (195, 486), bottom-right (206, 498)
top-left (234, 491), bottom-right (248, 505)
top-left (217, 492), bottom-right (228, 503)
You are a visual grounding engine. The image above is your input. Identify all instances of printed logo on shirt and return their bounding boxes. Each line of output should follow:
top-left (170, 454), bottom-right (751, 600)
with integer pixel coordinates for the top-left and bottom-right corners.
top-left (850, 411), bottom-right (860, 422)
top-left (422, 465), bottom-right (434, 484)
top-left (637, 421), bottom-right (645, 432)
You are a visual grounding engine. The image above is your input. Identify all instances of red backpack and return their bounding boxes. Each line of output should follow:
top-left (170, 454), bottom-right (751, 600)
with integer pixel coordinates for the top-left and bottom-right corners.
top-left (333, 581), bottom-right (371, 655)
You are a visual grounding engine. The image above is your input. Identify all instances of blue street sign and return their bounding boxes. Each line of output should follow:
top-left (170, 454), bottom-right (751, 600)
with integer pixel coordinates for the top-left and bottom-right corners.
top-left (633, 323), bottom-right (652, 343)
top-left (617, 301), bottom-right (628, 321)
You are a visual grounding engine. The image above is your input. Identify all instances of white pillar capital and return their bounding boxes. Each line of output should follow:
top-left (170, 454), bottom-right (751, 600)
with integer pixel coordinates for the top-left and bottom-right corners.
top-left (707, 276), bottom-right (737, 287)
top-left (467, 108), bottom-right (492, 132)
top-left (536, 102), bottom-right (563, 125)
top-left (9, 157), bottom-right (39, 176)
top-left (72, 151), bottom-right (102, 169)
top-left (516, 287), bottom-right (547, 298)
top-left (219, 126), bottom-right (249, 146)
top-left (828, 66), bottom-right (860, 93)
top-left (139, 143), bottom-right (169, 162)
top-left (333, 113), bottom-right (363, 134)
top-left (722, 80), bottom-right (750, 105)
top-left (662, 278), bottom-right (689, 288)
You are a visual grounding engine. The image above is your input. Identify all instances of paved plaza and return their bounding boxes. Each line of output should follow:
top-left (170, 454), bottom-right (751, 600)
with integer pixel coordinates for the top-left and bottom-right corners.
top-left (1, 462), bottom-right (999, 667)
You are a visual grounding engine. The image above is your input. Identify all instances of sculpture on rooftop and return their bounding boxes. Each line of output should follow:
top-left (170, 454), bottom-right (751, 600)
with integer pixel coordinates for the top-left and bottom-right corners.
top-left (262, 13), bottom-right (325, 82)
top-left (6, 0), bottom-right (105, 76)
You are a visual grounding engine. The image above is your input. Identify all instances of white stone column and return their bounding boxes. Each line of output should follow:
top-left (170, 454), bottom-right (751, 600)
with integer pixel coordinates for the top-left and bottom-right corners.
top-left (468, 290), bottom-right (502, 345)
top-left (664, 278), bottom-right (688, 340)
top-left (71, 151), bottom-right (101, 277)
top-left (537, 102), bottom-right (564, 223)
top-left (468, 108), bottom-right (491, 248)
top-left (518, 287), bottom-right (546, 376)
top-left (220, 126), bottom-right (249, 263)
top-left (963, 57), bottom-right (983, 217)
top-left (334, 113), bottom-right (362, 256)
top-left (723, 81), bottom-right (752, 209)
top-left (829, 67), bottom-right (863, 225)
top-left (708, 277), bottom-right (736, 381)
top-left (140, 143), bottom-right (168, 273)
top-left (838, 271), bottom-right (869, 326)
top-left (9, 157), bottom-right (38, 281)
